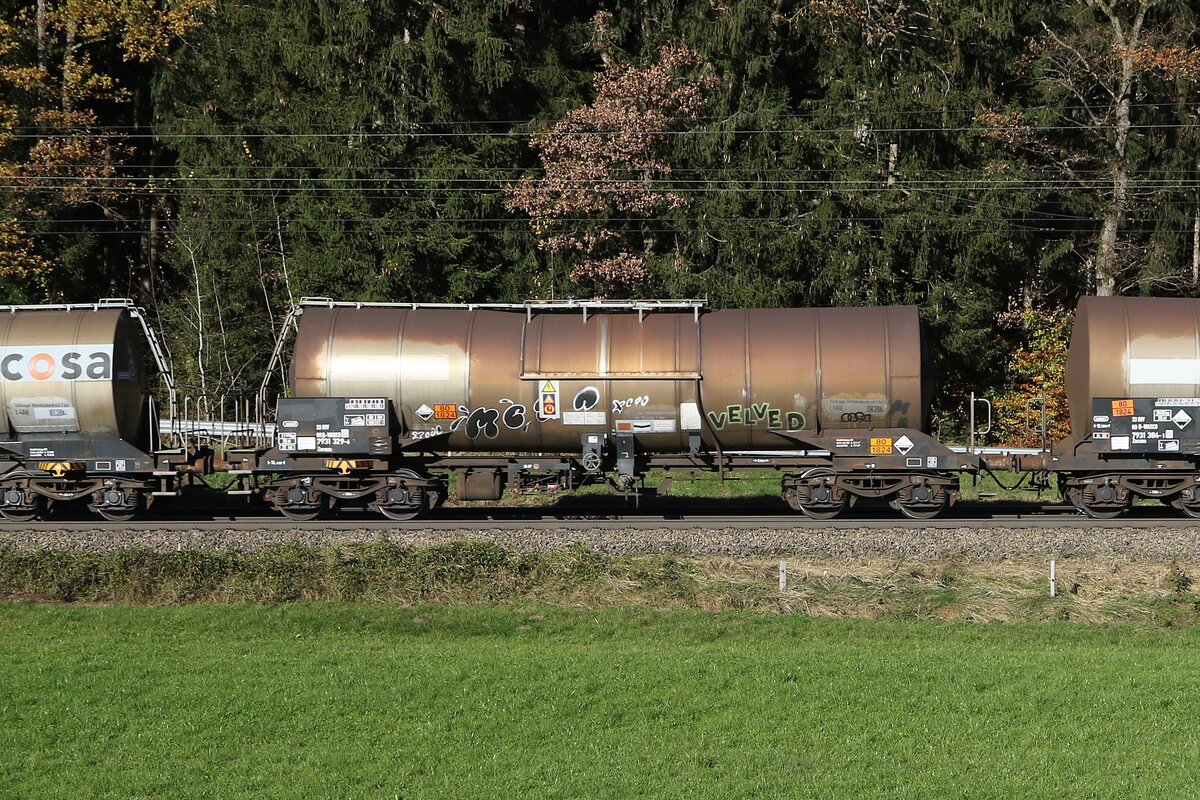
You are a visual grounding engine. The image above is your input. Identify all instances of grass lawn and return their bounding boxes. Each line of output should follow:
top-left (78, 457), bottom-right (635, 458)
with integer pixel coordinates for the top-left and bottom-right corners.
top-left (2, 604), bottom-right (1199, 799)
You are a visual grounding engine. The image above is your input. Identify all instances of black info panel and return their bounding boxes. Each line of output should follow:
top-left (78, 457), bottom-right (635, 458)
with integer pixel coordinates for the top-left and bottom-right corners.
top-left (1091, 397), bottom-right (1200, 454)
top-left (275, 397), bottom-right (393, 455)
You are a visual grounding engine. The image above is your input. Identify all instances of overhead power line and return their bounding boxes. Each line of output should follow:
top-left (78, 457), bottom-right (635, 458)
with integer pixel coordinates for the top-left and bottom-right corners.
top-left (2, 101), bottom-right (1197, 132)
top-left (7, 122), bottom-right (1200, 139)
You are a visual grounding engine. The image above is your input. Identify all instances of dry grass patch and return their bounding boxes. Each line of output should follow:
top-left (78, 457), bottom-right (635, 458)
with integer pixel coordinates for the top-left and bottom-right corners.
top-left (3, 541), bottom-right (1200, 625)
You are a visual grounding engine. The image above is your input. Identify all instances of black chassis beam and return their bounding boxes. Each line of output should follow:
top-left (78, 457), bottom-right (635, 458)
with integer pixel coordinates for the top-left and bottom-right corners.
top-left (1057, 470), bottom-right (1199, 500)
top-left (0, 471), bottom-right (158, 504)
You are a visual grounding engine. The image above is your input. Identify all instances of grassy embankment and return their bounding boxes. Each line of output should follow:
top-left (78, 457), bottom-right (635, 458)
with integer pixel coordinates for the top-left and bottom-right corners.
top-left (3, 603), bottom-right (1200, 799)
top-left (4, 541), bottom-right (1200, 625)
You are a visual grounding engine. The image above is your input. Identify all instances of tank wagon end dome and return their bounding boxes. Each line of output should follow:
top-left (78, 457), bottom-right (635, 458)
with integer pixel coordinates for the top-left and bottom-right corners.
top-left (0, 303), bottom-right (150, 443)
top-left (1066, 296), bottom-right (1200, 435)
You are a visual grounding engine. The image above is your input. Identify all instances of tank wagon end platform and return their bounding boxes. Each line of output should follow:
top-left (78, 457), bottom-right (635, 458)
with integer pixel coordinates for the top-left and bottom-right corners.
top-left (0, 299), bottom-right (206, 521)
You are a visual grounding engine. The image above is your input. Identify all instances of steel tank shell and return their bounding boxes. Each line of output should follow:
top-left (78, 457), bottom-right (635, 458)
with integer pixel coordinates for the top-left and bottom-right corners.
top-left (0, 308), bottom-right (148, 444)
top-left (290, 304), bottom-right (928, 452)
top-left (695, 307), bottom-right (926, 448)
top-left (1066, 296), bottom-right (1200, 435)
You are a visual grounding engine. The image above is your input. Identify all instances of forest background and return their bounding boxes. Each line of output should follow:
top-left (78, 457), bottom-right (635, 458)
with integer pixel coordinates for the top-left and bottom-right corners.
top-left (1, 0), bottom-right (1198, 443)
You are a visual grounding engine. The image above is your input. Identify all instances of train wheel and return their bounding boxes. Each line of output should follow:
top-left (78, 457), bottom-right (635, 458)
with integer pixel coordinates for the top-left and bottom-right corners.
top-left (1170, 496), bottom-right (1200, 519)
top-left (377, 469), bottom-right (428, 521)
top-left (784, 469), bottom-right (849, 520)
top-left (273, 485), bottom-right (326, 521)
top-left (890, 482), bottom-right (950, 520)
top-left (795, 500), bottom-right (848, 520)
top-left (0, 490), bottom-right (42, 522)
top-left (894, 496), bottom-right (949, 520)
top-left (93, 488), bottom-right (143, 522)
top-left (1, 502), bottom-right (41, 522)
top-left (1065, 487), bottom-right (1127, 519)
top-left (277, 506), bottom-right (321, 521)
top-left (379, 505), bottom-right (423, 521)
top-left (96, 500), bottom-right (142, 522)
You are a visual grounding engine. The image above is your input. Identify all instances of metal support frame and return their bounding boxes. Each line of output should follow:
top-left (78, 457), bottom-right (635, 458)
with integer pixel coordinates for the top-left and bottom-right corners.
top-left (255, 303), bottom-right (304, 426)
top-left (968, 393), bottom-right (992, 455)
top-left (299, 296), bottom-right (706, 323)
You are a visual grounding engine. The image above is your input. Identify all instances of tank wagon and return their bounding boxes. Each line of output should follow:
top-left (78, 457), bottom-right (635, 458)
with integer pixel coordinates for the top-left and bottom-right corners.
top-left (1019, 296), bottom-right (1200, 518)
top-left (227, 298), bottom-right (982, 520)
top-left (0, 299), bottom-right (197, 521)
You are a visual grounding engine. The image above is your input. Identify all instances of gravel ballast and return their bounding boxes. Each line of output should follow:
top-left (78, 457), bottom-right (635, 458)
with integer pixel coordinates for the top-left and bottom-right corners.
top-left (3, 524), bottom-right (1200, 561)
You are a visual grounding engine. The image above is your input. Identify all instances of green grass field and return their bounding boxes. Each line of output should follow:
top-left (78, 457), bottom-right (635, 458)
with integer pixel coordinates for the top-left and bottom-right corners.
top-left (3, 603), bottom-right (1199, 799)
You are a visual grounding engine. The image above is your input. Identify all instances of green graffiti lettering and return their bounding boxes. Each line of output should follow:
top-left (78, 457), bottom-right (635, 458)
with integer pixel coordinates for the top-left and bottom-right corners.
top-left (706, 404), bottom-right (805, 431)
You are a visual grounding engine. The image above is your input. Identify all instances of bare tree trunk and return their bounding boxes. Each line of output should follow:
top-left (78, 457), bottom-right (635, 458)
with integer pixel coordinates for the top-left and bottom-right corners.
top-left (1094, 79), bottom-right (1132, 296)
top-left (269, 191), bottom-right (295, 307)
top-left (1193, 194), bottom-right (1200, 286)
top-left (1088, 0), bottom-right (1149, 296)
top-left (62, 22), bottom-right (73, 112)
top-left (1095, 204), bottom-right (1121, 296)
top-left (177, 239), bottom-right (207, 397)
top-left (36, 0), bottom-right (46, 73)
top-left (148, 203), bottom-right (159, 299)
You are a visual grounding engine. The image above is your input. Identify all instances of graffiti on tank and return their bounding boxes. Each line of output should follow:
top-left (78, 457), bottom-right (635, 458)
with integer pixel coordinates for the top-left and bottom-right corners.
top-left (409, 427), bottom-right (444, 441)
top-left (841, 412), bottom-right (872, 423)
top-left (573, 386), bottom-right (600, 411)
top-left (447, 400), bottom-right (532, 439)
top-left (706, 403), bottom-right (805, 431)
top-left (463, 407), bottom-right (501, 439)
top-left (612, 395), bottom-right (650, 415)
top-left (499, 399), bottom-right (530, 431)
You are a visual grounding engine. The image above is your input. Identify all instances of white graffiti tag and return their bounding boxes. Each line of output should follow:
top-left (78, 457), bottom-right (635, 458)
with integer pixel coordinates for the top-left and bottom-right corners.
top-left (612, 395), bottom-right (650, 415)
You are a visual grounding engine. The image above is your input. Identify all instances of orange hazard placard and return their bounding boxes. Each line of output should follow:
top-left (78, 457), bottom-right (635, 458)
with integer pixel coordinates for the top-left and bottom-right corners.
top-left (869, 437), bottom-right (893, 454)
top-left (433, 404), bottom-right (459, 420)
top-left (1111, 399), bottom-right (1135, 417)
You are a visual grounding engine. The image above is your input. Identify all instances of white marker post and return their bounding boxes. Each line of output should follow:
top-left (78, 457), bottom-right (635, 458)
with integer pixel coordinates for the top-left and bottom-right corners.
top-left (1050, 559), bottom-right (1057, 598)
top-left (779, 560), bottom-right (787, 592)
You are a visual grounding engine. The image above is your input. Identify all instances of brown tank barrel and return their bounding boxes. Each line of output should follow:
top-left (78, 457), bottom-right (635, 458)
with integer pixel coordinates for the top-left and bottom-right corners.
top-left (1066, 297), bottom-right (1200, 435)
top-left (290, 304), bottom-right (929, 453)
top-left (696, 307), bottom-right (927, 448)
top-left (0, 307), bottom-right (149, 444)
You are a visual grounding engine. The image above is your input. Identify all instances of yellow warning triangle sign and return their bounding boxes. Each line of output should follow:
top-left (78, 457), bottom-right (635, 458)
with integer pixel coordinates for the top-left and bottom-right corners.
top-left (541, 380), bottom-right (556, 393)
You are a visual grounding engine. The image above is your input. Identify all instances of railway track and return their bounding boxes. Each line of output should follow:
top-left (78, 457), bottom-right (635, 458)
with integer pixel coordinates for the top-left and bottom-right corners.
top-left (5, 497), bottom-right (1200, 562)
top-left (0, 500), bottom-right (1197, 531)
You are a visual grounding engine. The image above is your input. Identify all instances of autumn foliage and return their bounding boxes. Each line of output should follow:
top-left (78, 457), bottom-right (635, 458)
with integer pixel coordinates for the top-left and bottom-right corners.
top-left (0, 1), bottom-right (209, 289)
top-left (505, 37), bottom-right (712, 292)
top-left (990, 305), bottom-right (1073, 448)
